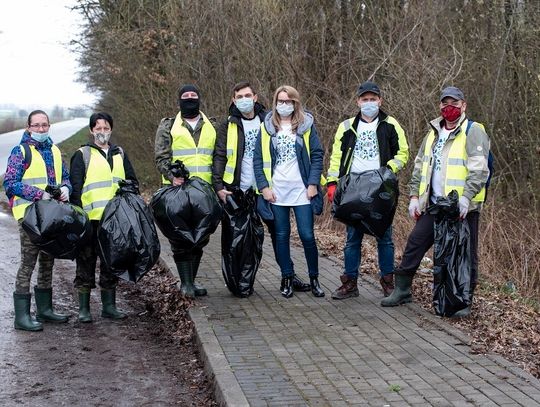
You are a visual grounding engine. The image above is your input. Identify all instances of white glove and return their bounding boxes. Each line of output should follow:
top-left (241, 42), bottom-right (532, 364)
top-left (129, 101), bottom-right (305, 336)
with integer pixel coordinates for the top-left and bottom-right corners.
top-left (408, 197), bottom-right (420, 220)
top-left (41, 191), bottom-right (51, 200)
top-left (59, 186), bottom-right (70, 202)
top-left (459, 196), bottom-right (470, 219)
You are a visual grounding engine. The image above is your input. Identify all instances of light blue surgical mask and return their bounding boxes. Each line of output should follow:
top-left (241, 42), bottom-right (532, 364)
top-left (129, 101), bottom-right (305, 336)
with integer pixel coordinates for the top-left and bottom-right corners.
top-left (276, 103), bottom-right (294, 117)
top-left (360, 101), bottom-right (379, 118)
top-left (31, 132), bottom-right (49, 143)
top-left (235, 97), bottom-right (255, 114)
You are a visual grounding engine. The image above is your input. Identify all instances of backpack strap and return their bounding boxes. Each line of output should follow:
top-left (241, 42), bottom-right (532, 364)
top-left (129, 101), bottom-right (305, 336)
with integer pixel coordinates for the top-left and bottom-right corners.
top-left (20, 143), bottom-right (32, 169)
top-left (81, 146), bottom-right (91, 174)
top-left (117, 146), bottom-right (125, 160)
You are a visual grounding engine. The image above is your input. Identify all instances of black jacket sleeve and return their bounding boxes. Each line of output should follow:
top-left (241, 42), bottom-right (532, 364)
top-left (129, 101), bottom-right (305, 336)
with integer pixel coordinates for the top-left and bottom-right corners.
top-left (122, 150), bottom-right (138, 184)
top-left (69, 150), bottom-right (86, 208)
top-left (212, 118), bottom-right (229, 192)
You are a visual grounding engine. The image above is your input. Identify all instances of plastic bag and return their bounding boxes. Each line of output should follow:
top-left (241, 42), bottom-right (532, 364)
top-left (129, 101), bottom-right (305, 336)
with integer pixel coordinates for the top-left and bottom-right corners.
top-left (428, 190), bottom-right (472, 317)
top-left (221, 188), bottom-right (264, 297)
top-left (150, 176), bottom-right (222, 250)
top-left (332, 167), bottom-right (399, 238)
top-left (98, 180), bottom-right (160, 282)
top-left (22, 198), bottom-right (91, 259)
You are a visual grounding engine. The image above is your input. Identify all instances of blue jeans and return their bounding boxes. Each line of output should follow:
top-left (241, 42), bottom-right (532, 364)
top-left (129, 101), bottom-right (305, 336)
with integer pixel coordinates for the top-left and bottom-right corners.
top-left (344, 225), bottom-right (394, 279)
top-left (271, 204), bottom-right (318, 278)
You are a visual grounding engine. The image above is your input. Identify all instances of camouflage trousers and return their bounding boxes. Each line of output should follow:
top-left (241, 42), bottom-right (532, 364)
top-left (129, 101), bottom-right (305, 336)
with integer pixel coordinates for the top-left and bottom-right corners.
top-left (74, 220), bottom-right (118, 290)
top-left (16, 221), bottom-right (54, 294)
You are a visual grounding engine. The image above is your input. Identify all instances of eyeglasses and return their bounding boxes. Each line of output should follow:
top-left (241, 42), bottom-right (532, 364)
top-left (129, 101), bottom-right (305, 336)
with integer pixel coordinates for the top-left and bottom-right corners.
top-left (277, 100), bottom-right (294, 106)
top-left (29, 123), bottom-right (50, 130)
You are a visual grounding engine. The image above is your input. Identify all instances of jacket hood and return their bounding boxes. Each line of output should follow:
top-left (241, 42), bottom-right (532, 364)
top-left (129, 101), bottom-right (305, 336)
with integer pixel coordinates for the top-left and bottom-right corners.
top-left (264, 111), bottom-right (314, 135)
top-left (20, 130), bottom-right (53, 149)
top-left (228, 101), bottom-right (266, 121)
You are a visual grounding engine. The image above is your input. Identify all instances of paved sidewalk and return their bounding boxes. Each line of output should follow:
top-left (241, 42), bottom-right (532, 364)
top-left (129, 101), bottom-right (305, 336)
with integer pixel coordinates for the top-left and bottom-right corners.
top-left (160, 230), bottom-right (540, 407)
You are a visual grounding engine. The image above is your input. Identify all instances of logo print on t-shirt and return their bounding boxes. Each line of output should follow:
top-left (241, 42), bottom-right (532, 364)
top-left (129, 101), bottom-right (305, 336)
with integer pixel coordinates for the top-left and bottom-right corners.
top-left (243, 128), bottom-right (259, 159)
top-left (354, 129), bottom-right (378, 160)
top-left (275, 132), bottom-right (297, 166)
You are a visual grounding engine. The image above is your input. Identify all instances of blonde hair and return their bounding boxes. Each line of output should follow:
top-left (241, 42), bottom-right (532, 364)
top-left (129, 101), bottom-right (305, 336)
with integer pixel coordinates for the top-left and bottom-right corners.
top-left (271, 85), bottom-right (305, 132)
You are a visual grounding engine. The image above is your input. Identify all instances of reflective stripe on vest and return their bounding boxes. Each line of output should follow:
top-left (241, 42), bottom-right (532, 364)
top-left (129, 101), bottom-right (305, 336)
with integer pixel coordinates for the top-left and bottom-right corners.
top-left (12, 144), bottom-right (62, 220)
top-left (418, 119), bottom-right (486, 203)
top-left (223, 121), bottom-right (238, 184)
top-left (163, 111), bottom-right (216, 184)
top-left (80, 148), bottom-right (125, 220)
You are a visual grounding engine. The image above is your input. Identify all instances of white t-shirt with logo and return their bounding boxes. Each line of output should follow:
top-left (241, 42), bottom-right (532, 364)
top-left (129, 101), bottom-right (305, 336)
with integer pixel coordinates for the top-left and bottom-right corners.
top-left (271, 123), bottom-right (310, 206)
top-left (239, 116), bottom-right (261, 191)
top-left (350, 118), bottom-right (380, 173)
top-left (431, 126), bottom-right (452, 202)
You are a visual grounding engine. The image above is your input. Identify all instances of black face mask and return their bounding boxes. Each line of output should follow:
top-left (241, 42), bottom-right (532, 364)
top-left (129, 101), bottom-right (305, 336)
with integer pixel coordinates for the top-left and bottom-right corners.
top-left (179, 98), bottom-right (200, 119)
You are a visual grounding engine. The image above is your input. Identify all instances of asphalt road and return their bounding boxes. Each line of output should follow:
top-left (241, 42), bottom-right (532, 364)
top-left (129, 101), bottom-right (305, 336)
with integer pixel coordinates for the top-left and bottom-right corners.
top-left (0, 118), bottom-right (88, 176)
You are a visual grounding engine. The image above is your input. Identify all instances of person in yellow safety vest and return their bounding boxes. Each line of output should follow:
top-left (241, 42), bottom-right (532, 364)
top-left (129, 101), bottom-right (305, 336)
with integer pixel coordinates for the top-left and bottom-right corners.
top-left (155, 84), bottom-right (217, 298)
top-left (70, 112), bottom-right (139, 323)
top-left (326, 81), bottom-right (409, 300)
top-left (3, 110), bottom-right (71, 331)
top-left (211, 81), bottom-right (311, 295)
top-left (381, 86), bottom-right (490, 317)
top-left (253, 85), bottom-right (325, 298)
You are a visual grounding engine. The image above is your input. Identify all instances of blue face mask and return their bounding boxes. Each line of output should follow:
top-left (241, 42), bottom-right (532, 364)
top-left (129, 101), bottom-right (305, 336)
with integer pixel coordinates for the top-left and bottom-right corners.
top-left (31, 132), bottom-right (49, 143)
top-left (360, 101), bottom-right (379, 118)
top-left (235, 97), bottom-right (255, 114)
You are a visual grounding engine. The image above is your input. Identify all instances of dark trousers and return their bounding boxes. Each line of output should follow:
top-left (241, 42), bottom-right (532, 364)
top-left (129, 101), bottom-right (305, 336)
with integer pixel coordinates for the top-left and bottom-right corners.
top-left (74, 220), bottom-right (118, 289)
top-left (170, 237), bottom-right (210, 264)
top-left (397, 211), bottom-right (480, 286)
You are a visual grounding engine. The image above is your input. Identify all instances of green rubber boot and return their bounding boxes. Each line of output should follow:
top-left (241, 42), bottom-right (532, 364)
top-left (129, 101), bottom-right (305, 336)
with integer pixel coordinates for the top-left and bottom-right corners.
top-left (191, 255), bottom-right (207, 297)
top-left (101, 288), bottom-right (127, 319)
top-left (78, 288), bottom-right (92, 323)
top-left (380, 273), bottom-right (414, 307)
top-left (34, 287), bottom-right (69, 323)
top-left (13, 292), bottom-right (43, 331)
top-left (176, 260), bottom-right (195, 298)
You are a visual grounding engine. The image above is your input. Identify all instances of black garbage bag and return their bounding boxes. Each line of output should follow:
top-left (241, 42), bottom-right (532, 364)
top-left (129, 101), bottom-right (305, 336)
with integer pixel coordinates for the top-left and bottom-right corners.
top-left (221, 188), bottom-right (264, 297)
top-left (332, 167), bottom-right (399, 238)
top-left (428, 190), bottom-right (472, 317)
top-left (150, 176), bottom-right (222, 250)
top-left (22, 195), bottom-right (91, 260)
top-left (97, 180), bottom-right (160, 282)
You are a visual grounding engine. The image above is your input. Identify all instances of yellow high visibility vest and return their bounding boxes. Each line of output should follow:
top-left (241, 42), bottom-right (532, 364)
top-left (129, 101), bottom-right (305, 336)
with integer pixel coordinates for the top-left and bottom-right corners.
top-left (163, 111), bottom-right (216, 184)
top-left (259, 124), bottom-right (325, 188)
top-left (12, 144), bottom-right (62, 220)
top-left (223, 121), bottom-right (238, 184)
top-left (418, 119), bottom-right (486, 203)
top-left (80, 148), bottom-right (125, 220)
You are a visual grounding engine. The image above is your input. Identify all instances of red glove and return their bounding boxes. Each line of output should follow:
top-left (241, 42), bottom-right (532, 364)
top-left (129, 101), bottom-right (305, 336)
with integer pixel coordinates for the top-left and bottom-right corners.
top-left (327, 184), bottom-right (336, 203)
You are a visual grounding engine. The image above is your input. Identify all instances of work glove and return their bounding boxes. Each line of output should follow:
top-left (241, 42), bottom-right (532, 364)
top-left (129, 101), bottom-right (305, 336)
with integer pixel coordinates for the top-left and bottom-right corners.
top-left (41, 191), bottom-right (51, 200)
top-left (459, 196), bottom-right (470, 219)
top-left (327, 184), bottom-right (336, 203)
top-left (59, 186), bottom-right (70, 202)
top-left (408, 197), bottom-right (420, 220)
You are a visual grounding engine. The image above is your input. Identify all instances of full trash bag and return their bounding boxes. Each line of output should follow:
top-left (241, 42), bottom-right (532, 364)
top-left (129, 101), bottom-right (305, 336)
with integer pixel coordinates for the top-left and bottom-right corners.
top-left (221, 188), bottom-right (264, 298)
top-left (332, 167), bottom-right (399, 238)
top-left (150, 163), bottom-right (222, 250)
top-left (98, 180), bottom-right (160, 282)
top-left (428, 190), bottom-right (472, 317)
top-left (22, 191), bottom-right (91, 260)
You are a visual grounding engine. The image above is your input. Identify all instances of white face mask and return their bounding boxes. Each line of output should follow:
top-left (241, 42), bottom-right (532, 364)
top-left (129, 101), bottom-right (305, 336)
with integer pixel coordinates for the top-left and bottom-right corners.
top-left (94, 132), bottom-right (111, 144)
top-left (276, 103), bottom-right (294, 117)
top-left (360, 101), bottom-right (379, 118)
top-left (235, 97), bottom-right (255, 114)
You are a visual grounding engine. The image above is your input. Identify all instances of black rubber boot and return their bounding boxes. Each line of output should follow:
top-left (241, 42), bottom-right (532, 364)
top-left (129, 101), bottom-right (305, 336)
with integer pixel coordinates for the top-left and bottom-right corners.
top-left (34, 287), bottom-right (69, 323)
top-left (380, 273), bottom-right (414, 307)
top-left (176, 261), bottom-right (195, 298)
top-left (101, 288), bottom-right (127, 319)
top-left (280, 277), bottom-right (294, 298)
top-left (310, 277), bottom-right (325, 297)
top-left (78, 288), bottom-right (92, 323)
top-left (13, 292), bottom-right (43, 331)
top-left (191, 255), bottom-right (207, 297)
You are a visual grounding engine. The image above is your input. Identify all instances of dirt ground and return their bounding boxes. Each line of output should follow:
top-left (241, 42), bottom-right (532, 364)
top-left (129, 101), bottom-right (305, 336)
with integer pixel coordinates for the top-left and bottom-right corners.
top-left (0, 198), bottom-right (216, 407)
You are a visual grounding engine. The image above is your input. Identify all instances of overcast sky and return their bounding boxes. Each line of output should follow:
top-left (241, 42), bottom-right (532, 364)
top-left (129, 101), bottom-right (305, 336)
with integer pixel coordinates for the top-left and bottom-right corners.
top-left (0, 0), bottom-right (97, 109)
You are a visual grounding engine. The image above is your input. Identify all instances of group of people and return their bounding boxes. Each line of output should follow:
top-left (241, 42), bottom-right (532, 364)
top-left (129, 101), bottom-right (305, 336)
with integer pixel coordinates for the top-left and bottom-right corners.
top-left (4, 79), bottom-right (490, 331)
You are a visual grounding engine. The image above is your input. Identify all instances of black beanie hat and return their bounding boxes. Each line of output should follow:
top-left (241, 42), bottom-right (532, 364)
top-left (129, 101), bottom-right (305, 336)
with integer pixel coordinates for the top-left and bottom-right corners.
top-left (177, 84), bottom-right (200, 102)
